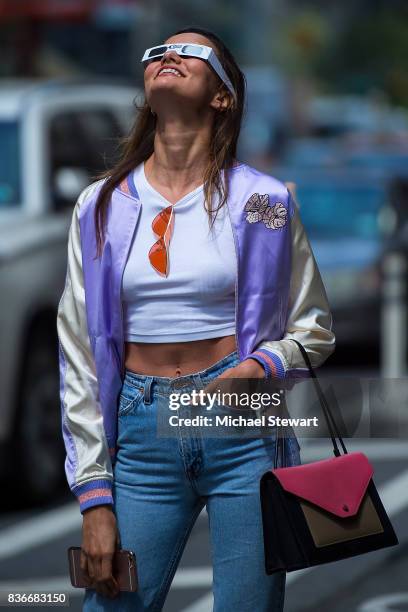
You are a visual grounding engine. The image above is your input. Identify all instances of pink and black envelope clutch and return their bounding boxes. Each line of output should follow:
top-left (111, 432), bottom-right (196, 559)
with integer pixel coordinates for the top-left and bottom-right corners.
top-left (260, 339), bottom-right (399, 574)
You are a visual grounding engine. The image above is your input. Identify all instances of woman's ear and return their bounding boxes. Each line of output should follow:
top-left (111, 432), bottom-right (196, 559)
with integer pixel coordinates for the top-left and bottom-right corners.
top-left (210, 88), bottom-right (234, 113)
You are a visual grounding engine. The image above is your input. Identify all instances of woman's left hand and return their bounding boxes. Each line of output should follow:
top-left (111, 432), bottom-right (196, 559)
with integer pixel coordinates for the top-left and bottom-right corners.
top-left (200, 357), bottom-right (265, 397)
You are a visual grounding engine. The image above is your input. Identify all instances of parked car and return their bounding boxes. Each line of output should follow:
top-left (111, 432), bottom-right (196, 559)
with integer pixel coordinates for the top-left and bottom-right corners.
top-left (0, 79), bottom-right (138, 504)
top-left (305, 94), bottom-right (408, 138)
top-left (271, 166), bottom-right (397, 353)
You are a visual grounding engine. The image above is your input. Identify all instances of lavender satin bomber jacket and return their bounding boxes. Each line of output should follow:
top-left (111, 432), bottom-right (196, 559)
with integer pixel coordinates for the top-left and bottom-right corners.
top-left (56, 161), bottom-right (335, 514)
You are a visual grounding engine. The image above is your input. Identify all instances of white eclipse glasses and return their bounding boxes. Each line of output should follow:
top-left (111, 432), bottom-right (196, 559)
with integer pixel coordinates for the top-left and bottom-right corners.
top-left (141, 42), bottom-right (236, 101)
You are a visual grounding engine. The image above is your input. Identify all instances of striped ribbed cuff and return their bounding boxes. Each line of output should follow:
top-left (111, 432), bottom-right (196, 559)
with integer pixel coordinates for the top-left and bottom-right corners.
top-left (247, 349), bottom-right (286, 379)
top-left (73, 479), bottom-right (114, 514)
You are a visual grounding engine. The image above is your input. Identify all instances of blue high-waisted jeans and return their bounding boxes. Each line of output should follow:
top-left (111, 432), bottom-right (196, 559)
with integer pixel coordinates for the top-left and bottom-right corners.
top-left (83, 349), bottom-right (301, 611)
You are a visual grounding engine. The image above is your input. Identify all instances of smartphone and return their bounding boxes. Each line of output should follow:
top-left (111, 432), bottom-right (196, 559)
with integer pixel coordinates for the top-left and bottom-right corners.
top-left (67, 546), bottom-right (138, 592)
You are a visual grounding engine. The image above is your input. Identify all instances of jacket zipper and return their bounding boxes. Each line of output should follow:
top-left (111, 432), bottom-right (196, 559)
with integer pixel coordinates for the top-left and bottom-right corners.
top-left (224, 170), bottom-right (241, 361)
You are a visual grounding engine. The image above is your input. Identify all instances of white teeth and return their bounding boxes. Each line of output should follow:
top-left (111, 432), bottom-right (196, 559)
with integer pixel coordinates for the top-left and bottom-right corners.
top-left (159, 68), bottom-right (182, 77)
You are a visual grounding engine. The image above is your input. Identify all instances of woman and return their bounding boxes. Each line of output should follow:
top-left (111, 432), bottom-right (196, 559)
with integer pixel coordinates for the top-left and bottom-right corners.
top-left (57, 26), bottom-right (335, 611)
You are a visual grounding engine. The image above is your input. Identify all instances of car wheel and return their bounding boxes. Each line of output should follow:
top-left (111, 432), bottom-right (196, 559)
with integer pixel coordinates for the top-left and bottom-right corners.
top-left (12, 323), bottom-right (65, 505)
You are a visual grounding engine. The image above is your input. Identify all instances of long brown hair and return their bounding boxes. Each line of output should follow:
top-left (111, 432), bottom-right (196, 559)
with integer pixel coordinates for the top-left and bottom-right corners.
top-left (92, 25), bottom-right (246, 258)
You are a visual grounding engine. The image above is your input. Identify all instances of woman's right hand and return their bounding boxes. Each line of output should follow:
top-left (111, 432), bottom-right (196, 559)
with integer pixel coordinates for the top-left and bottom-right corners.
top-left (81, 505), bottom-right (121, 599)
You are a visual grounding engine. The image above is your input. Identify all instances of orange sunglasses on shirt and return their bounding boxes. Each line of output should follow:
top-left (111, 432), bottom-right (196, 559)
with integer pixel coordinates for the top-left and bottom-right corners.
top-left (149, 204), bottom-right (175, 277)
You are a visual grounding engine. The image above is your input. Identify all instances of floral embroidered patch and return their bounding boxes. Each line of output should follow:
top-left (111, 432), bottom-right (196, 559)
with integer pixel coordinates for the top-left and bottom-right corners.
top-left (244, 193), bottom-right (288, 230)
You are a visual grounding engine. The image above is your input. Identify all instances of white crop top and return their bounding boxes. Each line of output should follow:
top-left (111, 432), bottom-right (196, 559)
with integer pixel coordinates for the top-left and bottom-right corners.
top-left (122, 162), bottom-right (237, 342)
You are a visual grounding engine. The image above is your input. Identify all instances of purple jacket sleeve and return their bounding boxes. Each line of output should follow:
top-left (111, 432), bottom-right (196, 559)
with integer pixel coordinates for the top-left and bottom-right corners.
top-left (56, 181), bottom-right (114, 514)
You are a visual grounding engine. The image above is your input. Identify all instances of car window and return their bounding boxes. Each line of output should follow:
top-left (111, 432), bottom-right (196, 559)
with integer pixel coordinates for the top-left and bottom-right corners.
top-left (77, 110), bottom-right (123, 169)
top-left (296, 184), bottom-right (385, 240)
top-left (49, 109), bottom-right (123, 211)
top-left (0, 120), bottom-right (21, 208)
top-left (50, 112), bottom-right (89, 171)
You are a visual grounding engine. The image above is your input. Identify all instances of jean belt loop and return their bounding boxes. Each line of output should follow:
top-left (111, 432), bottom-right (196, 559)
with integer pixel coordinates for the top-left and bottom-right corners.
top-left (192, 373), bottom-right (204, 392)
top-left (143, 377), bottom-right (154, 404)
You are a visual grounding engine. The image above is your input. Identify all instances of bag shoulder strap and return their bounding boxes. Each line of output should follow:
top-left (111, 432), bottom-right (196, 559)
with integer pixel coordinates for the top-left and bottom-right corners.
top-left (288, 339), bottom-right (347, 457)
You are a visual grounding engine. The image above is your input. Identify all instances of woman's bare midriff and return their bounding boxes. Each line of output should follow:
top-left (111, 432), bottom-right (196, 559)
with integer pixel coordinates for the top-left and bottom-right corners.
top-left (124, 334), bottom-right (237, 377)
